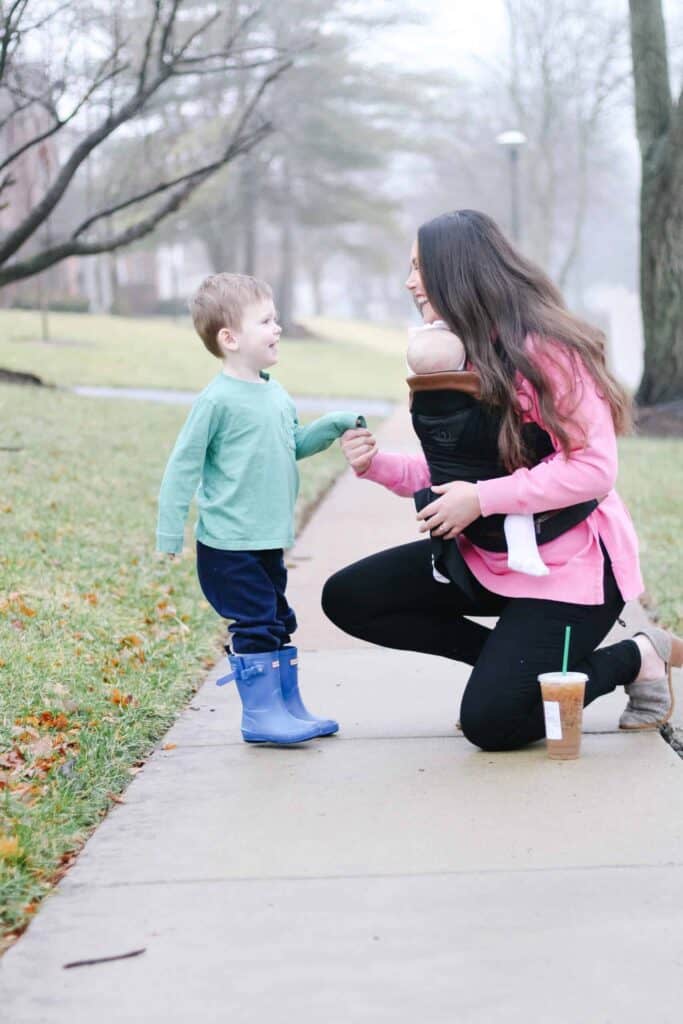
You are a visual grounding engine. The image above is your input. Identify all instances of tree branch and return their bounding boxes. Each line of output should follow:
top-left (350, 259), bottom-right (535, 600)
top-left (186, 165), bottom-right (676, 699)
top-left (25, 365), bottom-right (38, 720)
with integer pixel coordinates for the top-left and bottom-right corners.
top-left (0, 67), bottom-right (173, 266)
top-left (70, 155), bottom-right (251, 238)
top-left (0, 56), bottom-right (129, 175)
top-left (0, 90), bottom-right (36, 133)
top-left (0, 1), bottom-right (294, 284)
top-left (0, 1), bottom-right (285, 268)
top-left (172, 7), bottom-right (221, 62)
top-left (0, 170), bottom-right (15, 209)
top-left (0, 0), bottom-right (29, 83)
top-left (170, 58), bottom-right (282, 77)
top-left (158, 0), bottom-right (182, 66)
top-left (0, 122), bottom-right (272, 285)
top-left (224, 4), bottom-right (263, 55)
top-left (0, 46), bottom-right (291, 285)
top-left (138, 0), bottom-right (162, 91)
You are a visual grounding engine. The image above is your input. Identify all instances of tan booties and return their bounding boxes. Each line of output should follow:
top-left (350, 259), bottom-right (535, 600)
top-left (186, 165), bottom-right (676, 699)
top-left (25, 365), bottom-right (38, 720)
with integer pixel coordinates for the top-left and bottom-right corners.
top-left (619, 627), bottom-right (683, 730)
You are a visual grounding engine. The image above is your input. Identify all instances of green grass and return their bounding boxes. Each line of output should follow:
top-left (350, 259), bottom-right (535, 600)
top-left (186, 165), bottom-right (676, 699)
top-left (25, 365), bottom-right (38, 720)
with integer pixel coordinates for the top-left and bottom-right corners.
top-left (0, 309), bottom-right (406, 399)
top-left (617, 437), bottom-right (683, 634)
top-left (0, 383), bottom-right (354, 948)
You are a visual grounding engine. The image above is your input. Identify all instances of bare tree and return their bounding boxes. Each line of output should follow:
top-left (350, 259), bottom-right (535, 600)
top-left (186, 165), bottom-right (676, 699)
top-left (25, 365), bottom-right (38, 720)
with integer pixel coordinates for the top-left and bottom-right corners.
top-left (0, 0), bottom-right (293, 287)
top-left (166, 0), bottom-right (422, 332)
top-left (629, 0), bottom-right (683, 403)
top-left (502, 0), bottom-right (631, 288)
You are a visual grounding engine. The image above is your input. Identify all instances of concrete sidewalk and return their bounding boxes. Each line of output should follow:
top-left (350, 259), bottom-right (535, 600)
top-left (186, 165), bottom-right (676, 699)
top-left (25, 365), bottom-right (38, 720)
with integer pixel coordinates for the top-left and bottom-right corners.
top-left (2, 405), bottom-right (682, 1023)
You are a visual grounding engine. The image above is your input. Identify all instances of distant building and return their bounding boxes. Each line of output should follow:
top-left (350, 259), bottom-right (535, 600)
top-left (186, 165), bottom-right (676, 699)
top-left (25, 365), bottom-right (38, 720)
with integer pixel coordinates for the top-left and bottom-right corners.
top-left (0, 80), bottom-right (81, 309)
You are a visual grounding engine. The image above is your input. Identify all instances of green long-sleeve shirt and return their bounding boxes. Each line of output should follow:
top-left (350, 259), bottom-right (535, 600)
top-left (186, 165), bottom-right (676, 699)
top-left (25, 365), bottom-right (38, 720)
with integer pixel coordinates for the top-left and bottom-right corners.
top-left (156, 372), bottom-right (363, 554)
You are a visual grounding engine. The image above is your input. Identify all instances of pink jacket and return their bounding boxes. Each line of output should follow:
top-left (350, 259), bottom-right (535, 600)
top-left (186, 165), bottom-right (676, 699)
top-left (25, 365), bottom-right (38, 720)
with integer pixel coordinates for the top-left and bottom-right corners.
top-left (360, 338), bottom-right (643, 605)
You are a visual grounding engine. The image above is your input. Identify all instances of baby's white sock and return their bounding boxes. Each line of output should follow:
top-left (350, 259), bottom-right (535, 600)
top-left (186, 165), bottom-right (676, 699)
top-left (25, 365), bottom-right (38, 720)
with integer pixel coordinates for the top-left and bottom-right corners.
top-left (504, 514), bottom-right (550, 577)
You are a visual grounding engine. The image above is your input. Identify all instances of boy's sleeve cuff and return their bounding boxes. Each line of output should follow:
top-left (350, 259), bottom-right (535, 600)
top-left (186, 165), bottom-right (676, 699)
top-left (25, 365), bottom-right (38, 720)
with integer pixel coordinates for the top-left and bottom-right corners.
top-left (336, 412), bottom-right (365, 431)
top-left (156, 532), bottom-right (184, 555)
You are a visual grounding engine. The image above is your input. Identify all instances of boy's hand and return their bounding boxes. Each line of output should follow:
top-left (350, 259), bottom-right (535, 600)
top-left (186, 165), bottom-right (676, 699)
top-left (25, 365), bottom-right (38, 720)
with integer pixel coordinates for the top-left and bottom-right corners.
top-left (341, 427), bottom-right (377, 475)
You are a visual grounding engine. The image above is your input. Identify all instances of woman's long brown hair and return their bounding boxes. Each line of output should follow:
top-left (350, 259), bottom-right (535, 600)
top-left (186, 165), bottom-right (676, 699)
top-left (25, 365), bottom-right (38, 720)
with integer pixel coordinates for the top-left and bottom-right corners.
top-left (417, 210), bottom-right (632, 471)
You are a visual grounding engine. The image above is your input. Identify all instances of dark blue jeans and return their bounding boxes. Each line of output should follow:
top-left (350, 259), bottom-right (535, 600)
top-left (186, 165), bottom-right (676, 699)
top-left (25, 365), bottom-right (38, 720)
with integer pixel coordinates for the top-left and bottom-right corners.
top-left (196, 541), bottom-right (297, 654)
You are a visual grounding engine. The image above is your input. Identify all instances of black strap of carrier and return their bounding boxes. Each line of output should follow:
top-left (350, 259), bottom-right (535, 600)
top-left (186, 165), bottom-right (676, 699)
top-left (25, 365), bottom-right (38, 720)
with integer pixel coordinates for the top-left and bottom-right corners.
top-left (413, 488), bottom-right (599, 553)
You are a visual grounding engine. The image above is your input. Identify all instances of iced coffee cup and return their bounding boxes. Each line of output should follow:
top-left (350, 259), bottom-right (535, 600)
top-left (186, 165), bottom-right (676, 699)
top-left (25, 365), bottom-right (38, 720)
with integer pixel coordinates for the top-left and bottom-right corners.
top-left (538, 671), bottom-right (587, 760)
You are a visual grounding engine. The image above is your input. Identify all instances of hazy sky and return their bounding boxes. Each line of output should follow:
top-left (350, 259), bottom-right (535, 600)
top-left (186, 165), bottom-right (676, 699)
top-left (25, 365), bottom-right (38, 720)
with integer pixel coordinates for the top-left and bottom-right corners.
top-left (375, 0), bottom-right (682, 86)
top-left (390, 0), bottom-right (507, 70)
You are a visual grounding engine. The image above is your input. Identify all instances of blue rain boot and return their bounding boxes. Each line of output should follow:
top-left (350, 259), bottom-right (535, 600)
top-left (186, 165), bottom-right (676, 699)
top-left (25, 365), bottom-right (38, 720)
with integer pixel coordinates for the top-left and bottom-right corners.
top-left (279, 646), bottom-right (339, 737)
top-left (216, 651), bottom-right (320, 745)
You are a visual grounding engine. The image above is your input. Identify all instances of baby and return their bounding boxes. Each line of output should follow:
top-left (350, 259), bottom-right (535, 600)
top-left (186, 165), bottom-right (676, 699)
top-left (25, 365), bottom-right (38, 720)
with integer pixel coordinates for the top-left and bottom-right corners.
top-left (407, 320), bottom-right (550, 578)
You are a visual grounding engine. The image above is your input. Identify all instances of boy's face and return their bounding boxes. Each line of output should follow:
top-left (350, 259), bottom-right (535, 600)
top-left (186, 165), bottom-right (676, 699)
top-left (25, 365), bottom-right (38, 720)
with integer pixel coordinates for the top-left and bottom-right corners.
top-left (227, 299), bottom-right (282, 370)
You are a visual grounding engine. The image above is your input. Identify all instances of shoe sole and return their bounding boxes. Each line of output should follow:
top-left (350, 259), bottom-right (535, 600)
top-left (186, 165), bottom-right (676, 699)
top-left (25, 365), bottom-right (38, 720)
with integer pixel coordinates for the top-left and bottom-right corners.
top-left (242, 729), bottom-right (320, 744)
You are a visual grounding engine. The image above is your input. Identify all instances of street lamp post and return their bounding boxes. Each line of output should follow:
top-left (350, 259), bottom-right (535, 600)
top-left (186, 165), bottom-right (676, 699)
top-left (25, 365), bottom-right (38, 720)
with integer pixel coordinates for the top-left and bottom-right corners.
top-left (496, 130), bottom-right (527, 244)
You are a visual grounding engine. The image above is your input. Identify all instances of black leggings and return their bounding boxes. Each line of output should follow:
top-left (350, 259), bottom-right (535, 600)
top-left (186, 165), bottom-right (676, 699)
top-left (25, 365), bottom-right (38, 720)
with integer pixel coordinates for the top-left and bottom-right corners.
top-left (321, 540), bottom-right (641, 751)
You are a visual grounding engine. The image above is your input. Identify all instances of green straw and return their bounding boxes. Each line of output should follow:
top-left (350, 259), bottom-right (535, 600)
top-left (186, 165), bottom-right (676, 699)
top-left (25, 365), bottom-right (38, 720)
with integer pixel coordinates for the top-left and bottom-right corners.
top-left (562, 625), bottom-right (571, 674)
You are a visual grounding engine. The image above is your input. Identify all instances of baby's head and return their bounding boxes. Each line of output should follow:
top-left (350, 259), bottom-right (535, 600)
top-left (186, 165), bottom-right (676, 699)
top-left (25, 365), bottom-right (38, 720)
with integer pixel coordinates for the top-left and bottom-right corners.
top-left (407, 322), bottom-right (466, 375)
top-left (189, 273), bottom-right (279, 370)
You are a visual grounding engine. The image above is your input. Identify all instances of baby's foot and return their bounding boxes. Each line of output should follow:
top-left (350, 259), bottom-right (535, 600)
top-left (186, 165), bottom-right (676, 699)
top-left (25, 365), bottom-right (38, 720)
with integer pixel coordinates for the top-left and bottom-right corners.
top-left (507, 554), bottom-right (550, 577)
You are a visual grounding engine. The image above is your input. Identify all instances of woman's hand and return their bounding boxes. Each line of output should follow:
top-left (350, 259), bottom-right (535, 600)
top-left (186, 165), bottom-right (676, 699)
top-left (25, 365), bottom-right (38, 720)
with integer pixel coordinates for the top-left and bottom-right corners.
top-left (416, 481), bottom-right (481, 540)
top-left (340, 427), bottom-right (378, 474)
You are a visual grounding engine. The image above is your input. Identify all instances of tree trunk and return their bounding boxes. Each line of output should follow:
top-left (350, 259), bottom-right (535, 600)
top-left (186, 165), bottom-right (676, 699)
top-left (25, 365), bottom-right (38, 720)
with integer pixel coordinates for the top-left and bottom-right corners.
top-left (310, 260), bottom-right (325, 316)
top-left (240, 154), bottom-right (258, 276)
top-left (630, 0), bottom-right (683, 403)
top-left (36, 271), bottom-right (50, 341)
top-left (108, 252), bottom-right (121, 314)
top-left (636, 141), bottom-right (683, 402)
top-left (202, 222), bottom-right (236, 274)
top-left (277, 158), bottom-right (295, 335)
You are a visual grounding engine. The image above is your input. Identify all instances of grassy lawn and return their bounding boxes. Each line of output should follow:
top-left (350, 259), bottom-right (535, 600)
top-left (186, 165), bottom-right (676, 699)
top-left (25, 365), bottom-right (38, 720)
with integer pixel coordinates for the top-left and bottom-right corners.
top-left (0, 309), bottom-right (406, 400)
top-left (617, 437), bottom-right (683, 635)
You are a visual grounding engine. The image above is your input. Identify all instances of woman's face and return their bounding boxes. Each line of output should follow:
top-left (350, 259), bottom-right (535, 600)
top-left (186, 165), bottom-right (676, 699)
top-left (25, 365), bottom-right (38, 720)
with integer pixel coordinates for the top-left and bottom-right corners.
top-left (405, 240), bottom-right (438, 323)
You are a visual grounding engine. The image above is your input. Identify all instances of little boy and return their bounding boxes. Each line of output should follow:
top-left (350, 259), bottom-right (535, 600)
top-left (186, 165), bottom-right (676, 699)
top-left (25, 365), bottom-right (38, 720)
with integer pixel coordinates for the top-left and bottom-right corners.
top-left (157, 273), bottom-right (363, 745)
top-left (407, 319), bottom-right (550, 577)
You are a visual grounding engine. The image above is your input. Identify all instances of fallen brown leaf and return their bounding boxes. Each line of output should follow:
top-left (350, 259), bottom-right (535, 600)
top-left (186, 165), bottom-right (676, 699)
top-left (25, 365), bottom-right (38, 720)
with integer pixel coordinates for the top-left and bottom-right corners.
top-left (119, 634), bottom-right (143, 648)
top-left (0, 835), bottom-right (21, 860)
top-left (110, 690), bottom-right (133, 707)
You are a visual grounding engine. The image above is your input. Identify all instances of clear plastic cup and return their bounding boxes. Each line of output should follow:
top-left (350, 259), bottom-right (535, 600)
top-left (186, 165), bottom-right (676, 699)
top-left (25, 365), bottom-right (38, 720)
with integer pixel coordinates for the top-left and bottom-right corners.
top-left (538, 671), bottom-right (587, 760)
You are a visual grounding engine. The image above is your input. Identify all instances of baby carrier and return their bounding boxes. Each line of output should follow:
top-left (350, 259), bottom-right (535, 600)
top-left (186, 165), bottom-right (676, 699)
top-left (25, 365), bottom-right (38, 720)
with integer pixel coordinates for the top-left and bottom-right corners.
top-left (409, 370), bottom-right (598, 593)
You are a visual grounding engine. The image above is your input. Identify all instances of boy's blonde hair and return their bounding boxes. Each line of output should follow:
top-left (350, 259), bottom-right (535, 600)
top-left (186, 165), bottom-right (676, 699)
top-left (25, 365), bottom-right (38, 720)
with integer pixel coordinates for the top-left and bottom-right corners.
top-left (189, 273), bottom-right (273, 357)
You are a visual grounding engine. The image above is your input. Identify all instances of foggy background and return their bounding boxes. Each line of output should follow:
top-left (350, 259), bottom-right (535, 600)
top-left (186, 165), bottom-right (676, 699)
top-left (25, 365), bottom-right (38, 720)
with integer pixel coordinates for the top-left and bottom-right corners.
top-left (3, 0), bottom-right (683, 388)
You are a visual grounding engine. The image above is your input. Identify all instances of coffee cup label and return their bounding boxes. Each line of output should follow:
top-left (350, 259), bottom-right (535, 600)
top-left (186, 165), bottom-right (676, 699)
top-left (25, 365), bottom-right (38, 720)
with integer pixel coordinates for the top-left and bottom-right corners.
top-left (543, 700), bottom-right (562, 740)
